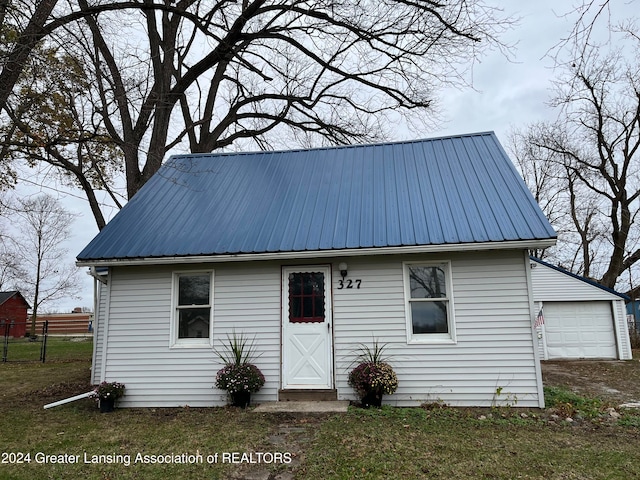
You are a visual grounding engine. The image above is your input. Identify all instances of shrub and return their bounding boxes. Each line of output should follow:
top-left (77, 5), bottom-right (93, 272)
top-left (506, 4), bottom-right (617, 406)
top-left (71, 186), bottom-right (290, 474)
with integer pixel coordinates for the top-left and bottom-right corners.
top-left (348, 339), bottom-right (399, 407)
top-left (348, 362), bottom-right (398, 397)
top-left (215, 363), bottom-right (265, 394)
top-left (90, 381), bottom-right (125, 400)
top-left (544, 386), bottom-right (605, 418)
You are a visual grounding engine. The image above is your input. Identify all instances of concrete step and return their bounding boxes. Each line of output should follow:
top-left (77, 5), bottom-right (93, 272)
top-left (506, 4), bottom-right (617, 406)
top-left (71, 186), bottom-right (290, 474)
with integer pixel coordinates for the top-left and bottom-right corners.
top-left (254, 401), bottom-right (349, 413)
top-left (278, 389), bottom-right (337, 401)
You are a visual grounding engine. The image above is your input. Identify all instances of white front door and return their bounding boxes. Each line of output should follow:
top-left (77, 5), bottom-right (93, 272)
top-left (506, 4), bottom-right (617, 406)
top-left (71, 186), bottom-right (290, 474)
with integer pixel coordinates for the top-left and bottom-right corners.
top-left (282, 266), bottom-right (333, 389)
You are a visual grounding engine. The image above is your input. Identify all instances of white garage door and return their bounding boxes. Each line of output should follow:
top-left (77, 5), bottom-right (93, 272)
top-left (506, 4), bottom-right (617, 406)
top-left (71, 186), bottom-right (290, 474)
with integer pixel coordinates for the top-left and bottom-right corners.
top-left (544, 301), bottom-right (617, 359)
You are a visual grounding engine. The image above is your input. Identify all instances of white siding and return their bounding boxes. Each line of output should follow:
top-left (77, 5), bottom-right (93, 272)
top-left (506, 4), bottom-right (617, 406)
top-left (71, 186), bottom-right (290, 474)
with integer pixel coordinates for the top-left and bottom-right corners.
top-left (533, 301), bottom-right (546, 360)
top-left (612, 300), bottom-right (633, 359)
top-left (101, 264), bottom-right (282, 408)
top-left (333, 250), bottom-right (541, 408)
top-left (98, 250), bottom-right (542, 407)
top-left (530, 262), bottom-right (622, 301)
top-left (531, 261), bottom-right (632, 360)
top-left (91, 278), bottom-right (108, 384)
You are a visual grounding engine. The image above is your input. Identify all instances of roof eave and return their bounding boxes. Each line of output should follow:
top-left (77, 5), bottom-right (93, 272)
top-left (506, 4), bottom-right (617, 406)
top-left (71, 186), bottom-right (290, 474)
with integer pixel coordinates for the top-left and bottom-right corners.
top-left (77, 238), bottom-right (557, 267)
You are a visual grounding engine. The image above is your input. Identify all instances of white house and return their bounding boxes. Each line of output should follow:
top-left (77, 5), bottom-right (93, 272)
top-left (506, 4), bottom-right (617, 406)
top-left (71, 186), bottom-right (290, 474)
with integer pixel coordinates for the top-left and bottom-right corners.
top-left (77, 132), bottom-right (557, 408)
top-left (530, 257), bottom-right (632, 360)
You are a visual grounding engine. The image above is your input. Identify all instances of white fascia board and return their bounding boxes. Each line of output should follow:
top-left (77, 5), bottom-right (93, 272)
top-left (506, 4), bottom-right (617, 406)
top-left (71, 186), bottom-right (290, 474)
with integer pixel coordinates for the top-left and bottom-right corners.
top-left (76, 239), bottom-right (557, 267)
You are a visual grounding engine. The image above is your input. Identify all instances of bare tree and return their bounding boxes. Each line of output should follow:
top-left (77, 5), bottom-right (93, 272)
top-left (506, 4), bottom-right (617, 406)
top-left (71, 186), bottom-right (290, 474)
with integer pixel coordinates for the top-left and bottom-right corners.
top-left (509, 125), bottom-right (606, 272)
top-left (0, 0), bottom-right (196, 208)
top-left (11, 194), bottom-right (79, 336)
top-left (511, 31), bottom-right (640, 289)
top-left (0, 237), bottom-right (26, 289)
top-left (548, 0), bottom-right (613, 65)
top-left (2, 0), bottom-right (512, 229)
top-left (0, 199), bottom-right (25, 289)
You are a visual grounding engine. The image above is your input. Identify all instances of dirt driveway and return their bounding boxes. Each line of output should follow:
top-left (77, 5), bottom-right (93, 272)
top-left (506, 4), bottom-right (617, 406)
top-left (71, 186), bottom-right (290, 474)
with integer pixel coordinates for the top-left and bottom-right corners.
top-left (541, 351), bottom-right (640, 405)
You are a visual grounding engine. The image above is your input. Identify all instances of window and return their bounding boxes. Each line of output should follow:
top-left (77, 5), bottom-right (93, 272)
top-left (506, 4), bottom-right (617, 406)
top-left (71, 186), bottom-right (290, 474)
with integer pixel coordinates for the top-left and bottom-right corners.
top-left (171, 271), bottom-right (213, 347)
top-left (404, 262), bottom-right (455, 343)
top-left (288, 272), bottom-right (325, 323)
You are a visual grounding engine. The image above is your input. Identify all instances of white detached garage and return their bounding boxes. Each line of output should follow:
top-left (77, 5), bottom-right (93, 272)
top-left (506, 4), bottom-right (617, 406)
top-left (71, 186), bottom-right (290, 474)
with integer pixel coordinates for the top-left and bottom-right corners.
top-left (530, 257), bottom-right (632, 360)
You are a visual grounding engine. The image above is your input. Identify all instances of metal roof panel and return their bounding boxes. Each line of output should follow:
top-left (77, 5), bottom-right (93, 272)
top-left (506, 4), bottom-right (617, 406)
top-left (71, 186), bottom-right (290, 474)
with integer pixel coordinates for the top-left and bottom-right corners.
top-left (77, 132), bottom-right (557, 261)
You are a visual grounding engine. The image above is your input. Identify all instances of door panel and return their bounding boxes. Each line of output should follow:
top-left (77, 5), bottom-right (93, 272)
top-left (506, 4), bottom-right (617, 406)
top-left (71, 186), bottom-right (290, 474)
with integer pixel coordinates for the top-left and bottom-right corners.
top-left (282, 266), bottom-right (333, 389)
top-left (544, 301), bottom-right (616, 359)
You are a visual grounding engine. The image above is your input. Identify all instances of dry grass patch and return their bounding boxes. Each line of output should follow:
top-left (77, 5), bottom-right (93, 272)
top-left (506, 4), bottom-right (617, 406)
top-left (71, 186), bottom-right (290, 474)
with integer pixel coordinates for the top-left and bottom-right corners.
top-left (2, 353), bottom-right (640, 479)
top-left (300, 407), bottom-right (640, 480)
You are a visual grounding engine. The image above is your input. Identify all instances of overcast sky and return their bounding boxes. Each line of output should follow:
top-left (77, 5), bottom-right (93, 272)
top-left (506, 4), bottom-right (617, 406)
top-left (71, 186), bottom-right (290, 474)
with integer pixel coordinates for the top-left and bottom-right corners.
top-left (17, 0), bottom-right (636, 312)
top-left (434, 1), bottom-right (582, 141)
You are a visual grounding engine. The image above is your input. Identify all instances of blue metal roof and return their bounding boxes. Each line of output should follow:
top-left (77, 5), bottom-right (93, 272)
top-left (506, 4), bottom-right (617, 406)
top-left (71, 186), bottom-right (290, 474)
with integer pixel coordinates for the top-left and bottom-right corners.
top-left (77, 132), bottom-right (557, 261)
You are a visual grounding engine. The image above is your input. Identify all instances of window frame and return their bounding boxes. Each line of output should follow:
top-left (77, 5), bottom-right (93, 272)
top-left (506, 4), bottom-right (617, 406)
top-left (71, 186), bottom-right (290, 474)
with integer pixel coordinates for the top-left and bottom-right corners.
top-left (403, 261), bottom-right (456, 344)
top-left (170, 270), bottom-right (214, 348)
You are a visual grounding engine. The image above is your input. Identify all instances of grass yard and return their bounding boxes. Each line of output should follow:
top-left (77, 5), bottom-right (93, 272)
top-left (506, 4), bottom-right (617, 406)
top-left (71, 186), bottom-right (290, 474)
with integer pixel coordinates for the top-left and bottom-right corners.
top-left (1, 353), bottom-right (639, 479)
top-left (1, 336), bottom-right (93, 362)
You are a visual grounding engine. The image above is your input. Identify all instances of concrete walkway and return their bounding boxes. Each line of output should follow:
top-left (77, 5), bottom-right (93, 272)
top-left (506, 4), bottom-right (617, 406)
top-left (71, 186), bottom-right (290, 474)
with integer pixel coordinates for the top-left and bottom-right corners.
top-left (253, 401), bottom-right (349, 413)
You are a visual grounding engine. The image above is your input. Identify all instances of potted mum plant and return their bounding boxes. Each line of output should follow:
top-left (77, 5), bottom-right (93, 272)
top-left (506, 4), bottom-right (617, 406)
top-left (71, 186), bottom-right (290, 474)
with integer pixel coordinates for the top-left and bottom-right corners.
top-left (214, 331), bottom-right (265, 408)
top-left (90, 381), bottom-right (125, 413)
top-left (348, 339), bottom-right (398, 408)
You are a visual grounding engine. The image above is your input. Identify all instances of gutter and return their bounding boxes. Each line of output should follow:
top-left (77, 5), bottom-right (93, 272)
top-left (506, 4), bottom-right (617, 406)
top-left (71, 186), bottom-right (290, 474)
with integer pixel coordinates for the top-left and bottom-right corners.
top-left (77, 239), bottom-right (557, 267)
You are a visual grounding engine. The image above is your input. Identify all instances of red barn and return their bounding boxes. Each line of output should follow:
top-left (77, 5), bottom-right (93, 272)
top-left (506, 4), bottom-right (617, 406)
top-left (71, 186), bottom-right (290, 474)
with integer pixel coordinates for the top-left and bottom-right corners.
top-left (0, 291), bottom-right (31, 338)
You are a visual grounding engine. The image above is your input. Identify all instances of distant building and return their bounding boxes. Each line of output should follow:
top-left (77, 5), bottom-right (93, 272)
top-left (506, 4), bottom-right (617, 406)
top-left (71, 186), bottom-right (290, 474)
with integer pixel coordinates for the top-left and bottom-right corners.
top-left (36, 309), bottom-right (94, 335)
top-left (0, 291), bottom-right (30, 337)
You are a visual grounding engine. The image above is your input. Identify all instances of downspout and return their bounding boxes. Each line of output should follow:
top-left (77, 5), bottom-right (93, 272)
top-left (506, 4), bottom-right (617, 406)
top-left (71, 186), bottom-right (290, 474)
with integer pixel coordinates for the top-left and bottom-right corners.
top-left (89, 266), bottom-right (108, 284)
top-left (44, 392), bottom-right (93, 409)
top-left (44, 267), bottom-right (108, 409)
top-left (99, 269), bottom-right (112, 383)
top-left (88, 268), bottom-right (100, 383)
top-left (87, 266), bottom-right (110, 383)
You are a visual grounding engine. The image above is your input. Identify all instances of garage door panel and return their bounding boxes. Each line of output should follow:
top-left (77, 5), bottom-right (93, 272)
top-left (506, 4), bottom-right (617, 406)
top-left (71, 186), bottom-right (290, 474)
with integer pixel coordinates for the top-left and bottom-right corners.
top-left (544, 301), bottom-right (616, 359)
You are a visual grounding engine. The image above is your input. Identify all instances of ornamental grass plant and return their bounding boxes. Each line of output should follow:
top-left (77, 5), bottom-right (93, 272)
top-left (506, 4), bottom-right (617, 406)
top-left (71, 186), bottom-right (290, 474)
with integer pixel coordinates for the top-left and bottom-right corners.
top-left (213, 331), bottom-right (265, 398)
top-left (348, 339), bottom-right (398, 406)
top-left (213, 330), bottom-right (261, 366)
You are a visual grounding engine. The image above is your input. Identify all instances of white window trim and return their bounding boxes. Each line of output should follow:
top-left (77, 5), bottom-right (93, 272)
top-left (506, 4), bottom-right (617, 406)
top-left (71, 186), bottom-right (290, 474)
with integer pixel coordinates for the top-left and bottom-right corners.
top-left (170, 270), bottom-right (214, 348)
top-left (403, 261), bottom-right (457, 344)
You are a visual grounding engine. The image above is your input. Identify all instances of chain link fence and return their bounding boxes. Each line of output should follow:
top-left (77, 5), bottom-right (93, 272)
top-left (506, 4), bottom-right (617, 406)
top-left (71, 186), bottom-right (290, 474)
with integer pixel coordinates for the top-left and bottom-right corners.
top-left (1, 319), bottom-right (93, 362)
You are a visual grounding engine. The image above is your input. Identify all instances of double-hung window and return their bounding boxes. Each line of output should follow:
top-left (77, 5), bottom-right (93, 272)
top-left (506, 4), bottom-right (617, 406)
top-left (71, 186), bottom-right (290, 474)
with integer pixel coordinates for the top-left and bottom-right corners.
top-left (404, 262), bottom-right (456, 343)
top-left (171, 271), bottom-right (213, 347)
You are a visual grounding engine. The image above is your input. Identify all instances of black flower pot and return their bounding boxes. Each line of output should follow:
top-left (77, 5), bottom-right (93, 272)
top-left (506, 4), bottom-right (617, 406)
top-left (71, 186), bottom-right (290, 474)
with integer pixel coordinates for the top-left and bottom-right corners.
top-left (230, 391), bottom-right (251, 408)
top-left (361, 390), bottom-right (383, 408)
top-left (99, 397), bottom-right (116, 413)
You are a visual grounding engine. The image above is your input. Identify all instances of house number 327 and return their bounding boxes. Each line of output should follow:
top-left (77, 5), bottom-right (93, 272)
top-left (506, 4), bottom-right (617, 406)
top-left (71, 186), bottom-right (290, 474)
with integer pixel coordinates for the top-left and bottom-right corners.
top-left (337, 279), bottom-right (361, 289)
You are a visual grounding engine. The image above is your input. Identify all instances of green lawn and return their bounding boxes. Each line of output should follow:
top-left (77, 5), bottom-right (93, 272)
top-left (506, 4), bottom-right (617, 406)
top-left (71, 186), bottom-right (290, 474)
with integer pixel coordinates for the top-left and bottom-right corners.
top-left (2, 336), bottom-right (93, 362)
top-left (1, 354), bottom-right (639, 479)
